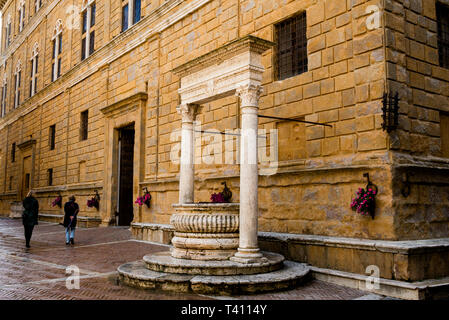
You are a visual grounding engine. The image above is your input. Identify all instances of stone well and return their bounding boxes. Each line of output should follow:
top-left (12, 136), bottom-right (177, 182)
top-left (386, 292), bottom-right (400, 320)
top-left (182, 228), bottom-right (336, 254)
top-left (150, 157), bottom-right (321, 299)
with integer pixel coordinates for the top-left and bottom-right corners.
top-left (170, 203), bottom-right (240, 260)
top-left (117, 36), bottom-right (311, 295)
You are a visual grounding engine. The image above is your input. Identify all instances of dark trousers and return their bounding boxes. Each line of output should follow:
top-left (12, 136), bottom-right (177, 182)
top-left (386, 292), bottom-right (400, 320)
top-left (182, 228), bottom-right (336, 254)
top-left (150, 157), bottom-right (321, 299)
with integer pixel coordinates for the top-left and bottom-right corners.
top-left (24, 225), bottom-right (35, 246)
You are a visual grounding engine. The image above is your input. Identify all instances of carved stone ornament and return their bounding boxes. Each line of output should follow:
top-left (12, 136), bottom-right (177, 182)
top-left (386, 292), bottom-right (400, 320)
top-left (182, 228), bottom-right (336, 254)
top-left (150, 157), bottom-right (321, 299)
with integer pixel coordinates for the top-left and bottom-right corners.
top-left (176, 103), bottom-right (201, 123)
top-left (235, 84), bottom-right (263, 107)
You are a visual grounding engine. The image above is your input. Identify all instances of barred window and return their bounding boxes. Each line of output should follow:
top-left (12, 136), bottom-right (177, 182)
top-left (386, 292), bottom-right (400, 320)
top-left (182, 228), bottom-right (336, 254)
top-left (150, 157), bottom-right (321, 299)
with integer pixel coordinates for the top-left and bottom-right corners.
top-left (275, 12), bottom-right (308, 81)
top-left (437, 2), bottom-right (449, 69)
top-left (80, 110), bottom-right (88, 141)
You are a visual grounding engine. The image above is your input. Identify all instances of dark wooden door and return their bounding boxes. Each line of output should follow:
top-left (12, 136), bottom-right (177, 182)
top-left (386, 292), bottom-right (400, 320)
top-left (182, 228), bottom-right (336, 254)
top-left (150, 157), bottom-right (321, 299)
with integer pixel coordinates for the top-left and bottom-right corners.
top-left (118, 128), bottom-right (135, 226)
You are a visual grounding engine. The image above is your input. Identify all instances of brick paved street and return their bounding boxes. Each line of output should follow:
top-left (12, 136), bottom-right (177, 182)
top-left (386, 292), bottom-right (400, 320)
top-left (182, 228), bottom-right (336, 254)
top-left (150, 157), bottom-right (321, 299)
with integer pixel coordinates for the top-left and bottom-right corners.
top-left (0, 217), bottom-right (376, 300)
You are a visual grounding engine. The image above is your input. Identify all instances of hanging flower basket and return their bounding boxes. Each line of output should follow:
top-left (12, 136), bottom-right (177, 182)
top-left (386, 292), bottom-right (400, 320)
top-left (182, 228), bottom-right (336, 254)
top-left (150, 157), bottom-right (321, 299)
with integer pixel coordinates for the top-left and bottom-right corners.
top-left (51, 196), bottom-right (62, 208)
top-left (351, 187), bottom-right (377, 219)
top-left (87, 191), bottom-right (100, 210)
top-left (135, 188), bottom-right (151, 208)
top-left (87, 197), bottom-right (99, 210)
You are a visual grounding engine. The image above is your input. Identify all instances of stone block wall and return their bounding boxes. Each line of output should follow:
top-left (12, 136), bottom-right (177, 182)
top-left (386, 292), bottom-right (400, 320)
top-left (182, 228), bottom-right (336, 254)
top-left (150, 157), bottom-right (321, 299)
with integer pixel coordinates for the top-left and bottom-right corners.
top-left (0, 0), bottom-right (448, 240)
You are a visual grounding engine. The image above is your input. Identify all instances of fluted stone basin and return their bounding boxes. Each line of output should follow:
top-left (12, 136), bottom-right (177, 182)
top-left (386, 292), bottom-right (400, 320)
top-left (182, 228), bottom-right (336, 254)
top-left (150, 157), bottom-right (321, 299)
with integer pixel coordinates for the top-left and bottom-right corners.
top-left (170, 203), bottom-right (240, 260)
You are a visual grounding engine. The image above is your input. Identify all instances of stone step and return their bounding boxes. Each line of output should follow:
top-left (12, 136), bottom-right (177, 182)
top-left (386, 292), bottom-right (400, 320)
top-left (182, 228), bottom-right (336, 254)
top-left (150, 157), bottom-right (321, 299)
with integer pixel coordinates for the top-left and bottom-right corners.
top-left (143, 250), bottom-right (284, 275)
top-left (117, 260), bottom-right (311, 295)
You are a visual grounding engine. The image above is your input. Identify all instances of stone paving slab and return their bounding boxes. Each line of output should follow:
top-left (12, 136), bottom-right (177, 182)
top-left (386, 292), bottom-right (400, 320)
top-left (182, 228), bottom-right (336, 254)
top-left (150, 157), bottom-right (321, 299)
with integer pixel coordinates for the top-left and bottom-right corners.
top-left (0, 217), bottom-right (376, 300)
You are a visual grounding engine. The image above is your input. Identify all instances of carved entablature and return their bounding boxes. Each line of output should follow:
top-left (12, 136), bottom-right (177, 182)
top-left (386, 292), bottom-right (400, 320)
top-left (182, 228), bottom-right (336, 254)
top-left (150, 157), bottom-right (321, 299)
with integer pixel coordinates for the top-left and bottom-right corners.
top-left (172, 35), bottom-right (274, 106)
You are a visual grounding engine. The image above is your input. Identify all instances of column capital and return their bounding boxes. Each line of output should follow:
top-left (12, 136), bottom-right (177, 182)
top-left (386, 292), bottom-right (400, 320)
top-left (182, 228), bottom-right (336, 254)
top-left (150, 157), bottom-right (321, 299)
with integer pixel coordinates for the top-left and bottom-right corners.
top-left (235, 84), bottom-right (263, 107)
top-left (177, 103), bottom-right (201, 123)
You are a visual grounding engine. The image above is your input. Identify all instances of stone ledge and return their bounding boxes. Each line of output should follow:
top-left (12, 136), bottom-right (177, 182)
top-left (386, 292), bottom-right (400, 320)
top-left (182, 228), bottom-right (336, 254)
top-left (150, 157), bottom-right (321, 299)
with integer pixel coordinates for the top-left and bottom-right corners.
top-left (311, 266), bottom-right (449, 300)
top-left (131, 222), bottom-right (174, 245)
top-left (259, 232), bottom-right (449, 282)
top-left (258, 232), bottom-right (449, 255)
top-left (143, 251), bottom-right (284, 275)
top-left (38, 213), bottom-right (102, 228)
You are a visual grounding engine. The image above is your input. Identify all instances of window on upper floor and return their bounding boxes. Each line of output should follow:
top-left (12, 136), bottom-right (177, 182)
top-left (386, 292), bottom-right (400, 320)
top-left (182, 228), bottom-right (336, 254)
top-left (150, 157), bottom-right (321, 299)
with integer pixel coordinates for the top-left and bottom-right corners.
top-left (80, 110), bottom-right (89, 141)
top-left (5, 15), bottom-right (12, 49)
top-left (52, 20), bottom-right (63, 81)
top-left (274, 12), bottom-right (308, 81)
top-left (18, 1), bottom-right (26, 33)
top-left (34, 0), bottom-right (42, 14)
top-left (1, 78), bottom-right (7, 118)
top-left (14, 62), bottom-right (22, 109)
top-left (30, 44), bottom-right (39, 97)
top-left (122, 0), bottom-right (142, 32)
top-left (437, 2), bottom-right (449, 69)
top-left (81, 1), bottom-right (96, 61)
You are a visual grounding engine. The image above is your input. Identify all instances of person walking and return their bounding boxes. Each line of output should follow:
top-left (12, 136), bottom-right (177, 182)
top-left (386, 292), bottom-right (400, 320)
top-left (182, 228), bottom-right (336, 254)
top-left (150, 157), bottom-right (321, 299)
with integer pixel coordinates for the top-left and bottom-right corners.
top-left (64, 196), bottom-right (79, 245)
top-left (22, 191), bottom-right (39, 248)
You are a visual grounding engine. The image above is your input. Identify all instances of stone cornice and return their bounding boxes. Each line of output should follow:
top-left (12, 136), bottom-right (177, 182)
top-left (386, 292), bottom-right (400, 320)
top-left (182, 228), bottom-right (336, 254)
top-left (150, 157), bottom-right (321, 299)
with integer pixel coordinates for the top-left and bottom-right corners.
top-left (17, 138), bottom-right (36, 150)
top-left (0, 0), bottom-right (212, 130)
top-left (172, 35), bottom-right (275, 77)
top-left (100, 92), bottom-right (148, 117)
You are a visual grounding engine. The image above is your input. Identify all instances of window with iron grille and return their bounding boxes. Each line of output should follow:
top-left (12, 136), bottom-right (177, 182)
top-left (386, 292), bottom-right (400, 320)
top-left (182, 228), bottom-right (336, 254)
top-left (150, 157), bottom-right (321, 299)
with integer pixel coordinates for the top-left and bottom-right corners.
top-left (80, 110), bottom-right (88, 141)
top-left (275, 12), bottom-right (308, 81)
top-left (437, 2), bottom-right (449, 69)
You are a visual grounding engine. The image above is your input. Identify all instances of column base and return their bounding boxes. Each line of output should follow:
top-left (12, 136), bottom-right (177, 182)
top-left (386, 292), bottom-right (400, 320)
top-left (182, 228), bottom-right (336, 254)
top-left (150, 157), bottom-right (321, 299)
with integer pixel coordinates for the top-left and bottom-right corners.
top-left (230, 248), bottom-right (268, 264)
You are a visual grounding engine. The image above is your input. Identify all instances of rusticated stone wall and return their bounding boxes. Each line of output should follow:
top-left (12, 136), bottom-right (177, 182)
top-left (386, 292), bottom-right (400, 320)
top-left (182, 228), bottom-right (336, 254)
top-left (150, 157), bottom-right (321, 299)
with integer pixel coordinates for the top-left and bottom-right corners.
top-left (0, 0), bottom-right (448, 241)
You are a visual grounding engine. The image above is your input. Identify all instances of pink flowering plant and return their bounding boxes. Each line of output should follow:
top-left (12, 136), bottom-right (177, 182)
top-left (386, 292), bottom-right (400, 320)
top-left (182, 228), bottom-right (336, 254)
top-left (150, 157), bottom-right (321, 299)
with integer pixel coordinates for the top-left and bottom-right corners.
top-left (210, 192), bottom-right (225, 203)
top-left (351, 187), bottom-right (377, 217)
top-left (135, 189), bottom-right (151, 208)
top-left (87, 197), bottom-right (99, 210)
top-left (51, 196), bottom-right (62, 208)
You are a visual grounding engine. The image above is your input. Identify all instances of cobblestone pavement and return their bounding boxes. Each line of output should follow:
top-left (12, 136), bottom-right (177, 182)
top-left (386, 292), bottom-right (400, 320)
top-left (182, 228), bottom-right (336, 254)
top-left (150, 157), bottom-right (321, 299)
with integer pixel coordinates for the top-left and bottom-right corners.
top-left (0, 217), bottom-right (377, 300)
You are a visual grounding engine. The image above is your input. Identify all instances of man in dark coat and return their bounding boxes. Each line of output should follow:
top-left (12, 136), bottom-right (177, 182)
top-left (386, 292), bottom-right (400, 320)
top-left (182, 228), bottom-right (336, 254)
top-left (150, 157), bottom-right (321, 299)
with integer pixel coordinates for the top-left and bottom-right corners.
top-left (64, 196), bottom-right (79, 245)
top-left (22, 191), bottom-right (39, 248)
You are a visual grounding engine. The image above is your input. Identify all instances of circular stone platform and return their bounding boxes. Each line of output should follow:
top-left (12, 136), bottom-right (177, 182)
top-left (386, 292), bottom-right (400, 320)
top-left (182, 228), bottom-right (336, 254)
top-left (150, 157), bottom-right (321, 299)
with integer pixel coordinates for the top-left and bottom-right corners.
top-left (143, 251), bottom-right (284, 275)
top-left (117, 260), bottom-right (311, 295)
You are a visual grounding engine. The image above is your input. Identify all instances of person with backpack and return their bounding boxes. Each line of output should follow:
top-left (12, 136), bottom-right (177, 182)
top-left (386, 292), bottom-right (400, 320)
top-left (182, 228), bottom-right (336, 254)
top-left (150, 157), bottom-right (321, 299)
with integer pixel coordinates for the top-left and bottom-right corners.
top-left (22, 191), bottom-right (39, 248)
top-left (64, 196), bottom-right (79, 245)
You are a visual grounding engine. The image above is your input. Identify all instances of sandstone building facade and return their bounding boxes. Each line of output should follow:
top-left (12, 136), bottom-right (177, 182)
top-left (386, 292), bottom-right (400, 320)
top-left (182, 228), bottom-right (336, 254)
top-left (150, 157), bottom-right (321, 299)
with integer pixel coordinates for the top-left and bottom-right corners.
top-left (0, 0), bottom-right (449, 294)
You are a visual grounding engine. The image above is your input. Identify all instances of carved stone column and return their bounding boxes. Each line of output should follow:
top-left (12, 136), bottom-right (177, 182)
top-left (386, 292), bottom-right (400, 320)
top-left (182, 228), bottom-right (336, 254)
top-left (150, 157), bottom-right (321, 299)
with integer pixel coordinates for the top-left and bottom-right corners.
top-left (232, 84), bottom-right (266, 263)
top-left (176, 103), bottom-right (200, 204)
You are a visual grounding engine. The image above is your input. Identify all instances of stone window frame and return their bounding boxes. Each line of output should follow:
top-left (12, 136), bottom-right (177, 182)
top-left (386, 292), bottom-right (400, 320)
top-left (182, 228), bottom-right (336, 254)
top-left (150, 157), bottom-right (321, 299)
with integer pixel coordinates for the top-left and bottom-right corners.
top-left (121, 0), bottom-right (142, 33)
top-left (1, 74), bottom-right (7, 118)
top-left (81, 0), bottom-right (96, 61)
top-left (14, 60), bottom-right (22, 109)
top-left (273, 11), bottom-right (308, 81)
top-left (29, 42), bottom-right (39, 97)
top-left (436, 1), bottom-right (449, 69)
top-left (18, 0), bottom-right (26, 33)
top-left (51, 19), bottom-right (63, 82)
